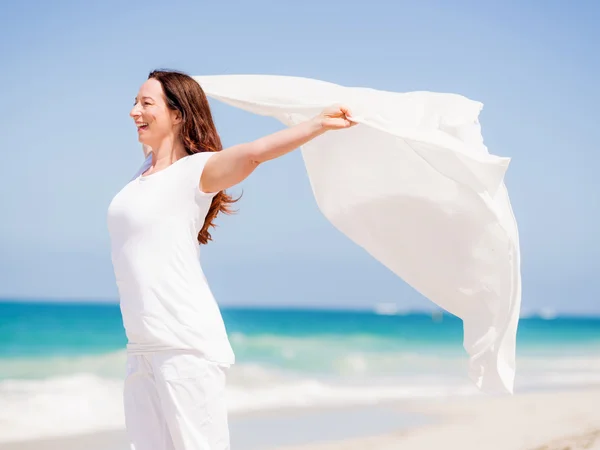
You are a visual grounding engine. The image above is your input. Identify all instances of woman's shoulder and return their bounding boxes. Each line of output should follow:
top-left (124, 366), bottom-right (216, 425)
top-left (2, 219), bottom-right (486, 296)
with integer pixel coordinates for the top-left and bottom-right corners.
top-left (187, 151), bottom-right (216, 170)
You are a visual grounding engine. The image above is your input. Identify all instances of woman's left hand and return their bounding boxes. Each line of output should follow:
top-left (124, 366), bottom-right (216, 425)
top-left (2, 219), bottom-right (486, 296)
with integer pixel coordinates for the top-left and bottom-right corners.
top-left (316, 105), bottom-right (357, 131)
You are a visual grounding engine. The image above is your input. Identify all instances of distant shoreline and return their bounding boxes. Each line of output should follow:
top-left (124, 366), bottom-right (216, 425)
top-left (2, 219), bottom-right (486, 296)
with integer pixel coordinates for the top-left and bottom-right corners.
top-left (1, 299), bottom-right (599, 318)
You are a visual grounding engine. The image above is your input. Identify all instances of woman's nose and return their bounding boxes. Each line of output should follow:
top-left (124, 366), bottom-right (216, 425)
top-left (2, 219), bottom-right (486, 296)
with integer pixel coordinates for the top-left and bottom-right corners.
top-left (130, 104), bottom-right (141, 118)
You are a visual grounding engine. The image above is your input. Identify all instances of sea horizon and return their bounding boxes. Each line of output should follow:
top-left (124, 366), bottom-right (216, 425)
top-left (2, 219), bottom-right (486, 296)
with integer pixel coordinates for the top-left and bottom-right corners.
top-left (1, 296), bottom-right (598, 318)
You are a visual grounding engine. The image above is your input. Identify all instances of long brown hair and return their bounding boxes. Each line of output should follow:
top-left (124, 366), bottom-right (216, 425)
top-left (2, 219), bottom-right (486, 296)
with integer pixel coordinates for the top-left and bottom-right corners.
top-left (148, 69), bottom-right (239, 245)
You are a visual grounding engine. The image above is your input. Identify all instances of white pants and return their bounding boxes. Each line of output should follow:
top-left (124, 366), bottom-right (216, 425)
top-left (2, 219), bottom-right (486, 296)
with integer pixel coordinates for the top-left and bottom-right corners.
top-left (123, 351), bottom-right (231, 450)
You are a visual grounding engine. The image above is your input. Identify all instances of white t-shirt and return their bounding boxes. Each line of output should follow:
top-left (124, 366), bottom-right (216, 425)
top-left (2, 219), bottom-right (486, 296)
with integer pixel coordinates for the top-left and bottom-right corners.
top-left (107, 151), bottom-right (235, 364)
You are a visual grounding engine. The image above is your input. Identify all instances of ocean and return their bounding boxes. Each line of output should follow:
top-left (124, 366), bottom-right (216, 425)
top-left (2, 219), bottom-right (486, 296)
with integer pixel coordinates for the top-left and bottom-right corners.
top-left (1, 300), bottom-right (599, 442)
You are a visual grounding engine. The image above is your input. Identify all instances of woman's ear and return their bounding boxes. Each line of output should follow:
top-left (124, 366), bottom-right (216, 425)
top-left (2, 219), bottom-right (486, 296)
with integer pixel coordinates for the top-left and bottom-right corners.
top-left (171, 109), bottom-right (183, 125)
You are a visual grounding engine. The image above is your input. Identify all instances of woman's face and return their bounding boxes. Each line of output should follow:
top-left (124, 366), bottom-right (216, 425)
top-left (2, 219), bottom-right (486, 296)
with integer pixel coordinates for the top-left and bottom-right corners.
top-left (130, 78), bottom-right (180, 147)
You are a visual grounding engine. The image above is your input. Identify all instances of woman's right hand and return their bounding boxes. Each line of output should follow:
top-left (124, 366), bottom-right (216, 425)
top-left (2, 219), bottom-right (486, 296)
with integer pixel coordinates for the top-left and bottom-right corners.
top-left (315, 105), bottom-right (357, 131)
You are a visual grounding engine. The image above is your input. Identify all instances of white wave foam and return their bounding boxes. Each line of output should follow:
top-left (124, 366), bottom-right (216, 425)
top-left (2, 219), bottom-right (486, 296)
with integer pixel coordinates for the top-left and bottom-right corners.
top-left (2, 354), bottom-right (600, 443)
top-left (0, 370), bottom-right (478, 443)
top-left (226, 379), bottom-right (479, 414)
top-left (0, 374), bottom-right (125, 442)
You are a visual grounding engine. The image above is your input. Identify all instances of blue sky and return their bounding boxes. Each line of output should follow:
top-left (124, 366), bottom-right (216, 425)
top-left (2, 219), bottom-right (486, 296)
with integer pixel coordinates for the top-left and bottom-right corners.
top-left (0, 0), bottom-right (598, 314)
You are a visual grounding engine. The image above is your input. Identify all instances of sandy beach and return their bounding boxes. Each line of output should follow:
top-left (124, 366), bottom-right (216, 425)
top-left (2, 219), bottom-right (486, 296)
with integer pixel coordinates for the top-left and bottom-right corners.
top-left (280, 388), bottom-right (600, 450)
top-left (1, 387), bottom-right (599, 450)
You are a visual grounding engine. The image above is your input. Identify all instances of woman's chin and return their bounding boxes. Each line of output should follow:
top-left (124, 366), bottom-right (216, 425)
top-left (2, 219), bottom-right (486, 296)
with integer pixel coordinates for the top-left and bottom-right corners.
top-left (138, 135), bottom-right (152, 146)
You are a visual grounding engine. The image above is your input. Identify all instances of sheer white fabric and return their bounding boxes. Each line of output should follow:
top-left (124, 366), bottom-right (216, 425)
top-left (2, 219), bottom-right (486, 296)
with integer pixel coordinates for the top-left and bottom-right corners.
top-left (194, 74), bottom-right (521, 394)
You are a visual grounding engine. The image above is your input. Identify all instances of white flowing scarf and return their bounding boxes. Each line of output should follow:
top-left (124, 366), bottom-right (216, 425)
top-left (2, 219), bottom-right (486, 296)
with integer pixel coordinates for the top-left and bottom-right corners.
top-left (193, 74), bottom-right (521, 394)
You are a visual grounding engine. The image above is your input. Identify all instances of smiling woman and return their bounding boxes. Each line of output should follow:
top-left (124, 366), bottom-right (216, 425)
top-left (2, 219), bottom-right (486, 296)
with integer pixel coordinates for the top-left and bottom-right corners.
top-left (106, 69), bottom-right (355, 450)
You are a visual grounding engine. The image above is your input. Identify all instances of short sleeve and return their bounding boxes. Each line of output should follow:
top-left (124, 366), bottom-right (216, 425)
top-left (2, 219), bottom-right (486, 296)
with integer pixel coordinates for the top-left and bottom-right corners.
top-left (188, 151), bottom-right (218, 197)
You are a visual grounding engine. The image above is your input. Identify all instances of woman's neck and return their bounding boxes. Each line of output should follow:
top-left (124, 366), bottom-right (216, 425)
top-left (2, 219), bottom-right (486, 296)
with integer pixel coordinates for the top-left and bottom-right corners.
top-left (149, 136), bottom-right (187, 168)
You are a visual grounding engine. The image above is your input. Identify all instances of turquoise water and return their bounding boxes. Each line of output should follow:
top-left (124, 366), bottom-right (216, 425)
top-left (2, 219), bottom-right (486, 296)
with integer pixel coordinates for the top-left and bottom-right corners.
top-left (1, 300), bottom-right (599, 361)
top-left (0, 300), bottom-right (599, 441)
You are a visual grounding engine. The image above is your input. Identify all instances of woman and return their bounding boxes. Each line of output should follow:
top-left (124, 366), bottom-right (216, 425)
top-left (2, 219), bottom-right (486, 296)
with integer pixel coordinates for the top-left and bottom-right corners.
top-left (106, 69), bottom-right (355, 450)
